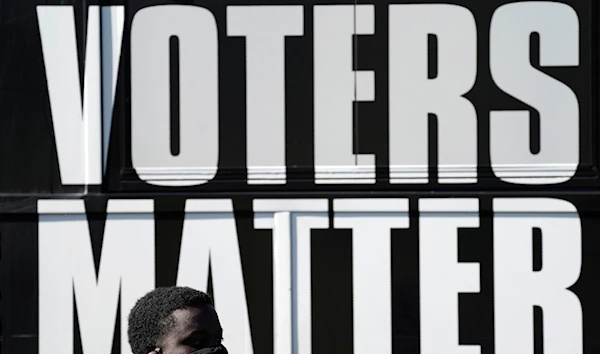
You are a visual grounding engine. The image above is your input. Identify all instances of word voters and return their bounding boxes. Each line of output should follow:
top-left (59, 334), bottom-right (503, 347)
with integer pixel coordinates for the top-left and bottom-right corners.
top-left (37, 1), bottom-right (580, 187)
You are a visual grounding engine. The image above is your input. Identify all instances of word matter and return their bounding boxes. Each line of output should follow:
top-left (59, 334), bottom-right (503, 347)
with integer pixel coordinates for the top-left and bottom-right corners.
top-left (38, 197), bottom-right (582, 354)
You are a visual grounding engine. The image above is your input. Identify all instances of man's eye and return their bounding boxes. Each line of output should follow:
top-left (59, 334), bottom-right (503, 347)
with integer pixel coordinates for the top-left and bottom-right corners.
top-left (190, 339), bottom-right (208, 349)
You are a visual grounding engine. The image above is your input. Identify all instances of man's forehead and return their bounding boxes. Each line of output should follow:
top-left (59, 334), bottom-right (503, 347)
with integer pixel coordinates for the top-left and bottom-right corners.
top-left (170, 305), bottom-right (219, 332)
top-left (172, 307), bottom-right (206, 329)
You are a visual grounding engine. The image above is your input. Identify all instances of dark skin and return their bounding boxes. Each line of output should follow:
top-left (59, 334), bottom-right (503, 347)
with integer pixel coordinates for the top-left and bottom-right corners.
top-left (148, 304), bottom-right (224, 354)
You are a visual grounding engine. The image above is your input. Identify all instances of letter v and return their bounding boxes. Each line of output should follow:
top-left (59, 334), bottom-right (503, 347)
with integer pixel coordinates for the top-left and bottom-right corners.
top-left (37, 6), bottom-right (124, 186)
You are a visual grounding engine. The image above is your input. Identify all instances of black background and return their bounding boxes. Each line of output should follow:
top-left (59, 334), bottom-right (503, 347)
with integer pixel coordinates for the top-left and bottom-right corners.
top-left (1, 1), bottom-right (599, 353)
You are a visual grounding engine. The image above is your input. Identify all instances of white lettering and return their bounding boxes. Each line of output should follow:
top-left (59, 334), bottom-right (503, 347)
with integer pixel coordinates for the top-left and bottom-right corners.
top-left (419, 199), bottom-right (481, 354)
top-left (227, 6), bottom-right (303, 185)
top-left (314, 5), bottom-right (376, 184)
top-left (254, 199), bottom-right (329, 354)
top-left (131, 5), bottom-right (219, 187)
top-left (494, 198), bottom-right (583, 354)
top-left (37, 6), bottom-right (124, 186)
top-left (490, 2), bottom-right (580, 185)
top-left (333, 199), bottom-right (409, 354)
top-left (389, 4), bottom-right (477, 184)
top-left (38, 199), bottom-right (155, 354)
top-left (176, 199), bottom-right (254, 354)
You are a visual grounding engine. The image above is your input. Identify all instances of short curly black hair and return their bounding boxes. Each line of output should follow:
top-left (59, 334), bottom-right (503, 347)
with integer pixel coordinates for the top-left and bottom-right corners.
top-left (127, 286), bottom-right (214, 354)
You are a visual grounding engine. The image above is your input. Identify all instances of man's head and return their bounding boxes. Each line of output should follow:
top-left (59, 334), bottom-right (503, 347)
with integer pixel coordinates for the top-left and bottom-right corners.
top-left (128, 287), bottom-right (224, 354)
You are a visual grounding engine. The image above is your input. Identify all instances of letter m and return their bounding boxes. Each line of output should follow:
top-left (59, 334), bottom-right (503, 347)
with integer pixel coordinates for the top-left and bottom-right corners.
top-left (38, 200), bottom-right (155, 354)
